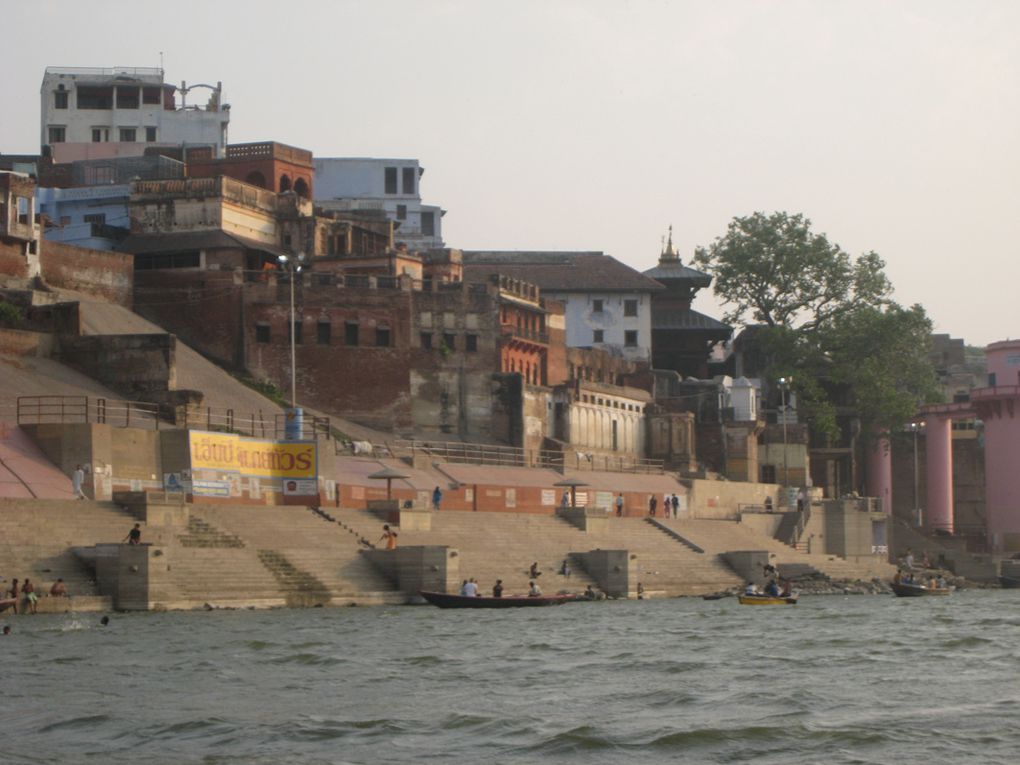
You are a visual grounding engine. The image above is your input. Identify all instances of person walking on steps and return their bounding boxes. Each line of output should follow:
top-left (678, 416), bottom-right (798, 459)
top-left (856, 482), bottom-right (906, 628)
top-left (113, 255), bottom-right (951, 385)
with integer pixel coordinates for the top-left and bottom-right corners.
top-left (72, 464), bottom-right (87, 500)
top-left (432, 486), bottom-right (443, 512)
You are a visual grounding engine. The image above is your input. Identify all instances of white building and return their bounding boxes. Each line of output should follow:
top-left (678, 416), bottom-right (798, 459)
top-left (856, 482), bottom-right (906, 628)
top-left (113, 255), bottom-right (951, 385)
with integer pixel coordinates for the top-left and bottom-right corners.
top-left (463, 251), bottom-right (663, 363)
top-left (40, 67), bottom-right (230, 163)
top-left (314, 158), bottom-right (444, 250)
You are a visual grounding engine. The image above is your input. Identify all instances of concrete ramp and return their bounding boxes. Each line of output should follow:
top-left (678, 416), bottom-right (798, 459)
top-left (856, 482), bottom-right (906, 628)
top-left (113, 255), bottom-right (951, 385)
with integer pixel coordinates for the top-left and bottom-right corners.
top-left (0, 425), bottom-right (75, 499)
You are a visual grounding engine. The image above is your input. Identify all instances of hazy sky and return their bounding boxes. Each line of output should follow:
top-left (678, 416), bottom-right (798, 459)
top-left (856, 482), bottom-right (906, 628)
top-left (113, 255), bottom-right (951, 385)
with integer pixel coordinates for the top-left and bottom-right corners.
top-left (5, 1), bottom-right (1017, 346)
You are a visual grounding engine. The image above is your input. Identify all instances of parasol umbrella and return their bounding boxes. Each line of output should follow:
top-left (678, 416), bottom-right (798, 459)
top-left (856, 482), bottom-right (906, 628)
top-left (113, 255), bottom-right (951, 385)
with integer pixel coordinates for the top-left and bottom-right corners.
top-left (367, 466), bottom-right (410, 500)
top-left (553, 477), bottom-right (590, 508)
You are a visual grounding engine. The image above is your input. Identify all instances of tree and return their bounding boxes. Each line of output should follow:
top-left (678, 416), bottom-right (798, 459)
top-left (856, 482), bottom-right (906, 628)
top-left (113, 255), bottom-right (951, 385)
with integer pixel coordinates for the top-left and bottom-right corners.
top-left (695, 212), bottom-right (939, 441)
top-left (693, 211), bottom-right (892, 332)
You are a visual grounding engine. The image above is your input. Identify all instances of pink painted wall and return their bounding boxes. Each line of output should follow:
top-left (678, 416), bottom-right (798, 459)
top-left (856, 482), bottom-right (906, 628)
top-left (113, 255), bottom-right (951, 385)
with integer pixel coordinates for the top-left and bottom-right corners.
top-left (981, 339), bottom-right (1020, 550)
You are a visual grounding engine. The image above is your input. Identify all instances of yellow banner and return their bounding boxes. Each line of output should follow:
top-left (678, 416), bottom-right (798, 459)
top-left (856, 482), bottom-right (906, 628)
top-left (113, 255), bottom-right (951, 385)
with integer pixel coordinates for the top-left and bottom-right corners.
top-left (189, 431), bottom-right (317, 479)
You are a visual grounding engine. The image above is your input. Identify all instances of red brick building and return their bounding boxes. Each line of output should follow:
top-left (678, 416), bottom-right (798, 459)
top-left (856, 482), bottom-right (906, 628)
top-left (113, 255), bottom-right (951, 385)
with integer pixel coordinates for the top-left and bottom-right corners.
top-left (187, 141), bottom-right (314, 199)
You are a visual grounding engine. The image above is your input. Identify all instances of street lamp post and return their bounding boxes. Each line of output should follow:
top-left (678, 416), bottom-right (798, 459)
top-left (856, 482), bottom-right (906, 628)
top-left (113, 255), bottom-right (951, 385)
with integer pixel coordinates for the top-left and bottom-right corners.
top-left (277, 252), bottom-right (305, 409)
top-left (778, 377), bottom-right (791, 491)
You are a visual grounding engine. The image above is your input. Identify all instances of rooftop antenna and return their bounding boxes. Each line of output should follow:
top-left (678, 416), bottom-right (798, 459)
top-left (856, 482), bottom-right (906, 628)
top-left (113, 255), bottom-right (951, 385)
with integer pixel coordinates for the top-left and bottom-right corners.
top-left (159, 51), bottom-right (164, 75)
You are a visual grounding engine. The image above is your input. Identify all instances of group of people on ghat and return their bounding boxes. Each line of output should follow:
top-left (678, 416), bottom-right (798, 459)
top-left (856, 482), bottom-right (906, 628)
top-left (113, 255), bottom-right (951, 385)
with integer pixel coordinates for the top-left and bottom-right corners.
top-left (2, 577), bottom-right (68, 615)
top-left (648, 493), bottom-right (682, 518)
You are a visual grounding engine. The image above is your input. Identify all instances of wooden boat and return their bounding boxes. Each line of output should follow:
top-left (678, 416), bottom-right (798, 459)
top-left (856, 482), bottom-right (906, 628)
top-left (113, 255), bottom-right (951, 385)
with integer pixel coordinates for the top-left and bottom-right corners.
top-left (738, 593), bottom-right (798, 605)
top-left (890, 581), bottom-right (953, 597)
top-left (419, 590), bottom-right (575, 609)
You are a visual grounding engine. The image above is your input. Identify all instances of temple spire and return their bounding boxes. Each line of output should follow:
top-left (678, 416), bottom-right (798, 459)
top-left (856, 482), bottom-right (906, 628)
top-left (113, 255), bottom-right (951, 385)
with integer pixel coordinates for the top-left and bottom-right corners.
top-left (660, 225), bottom-right (678, 261)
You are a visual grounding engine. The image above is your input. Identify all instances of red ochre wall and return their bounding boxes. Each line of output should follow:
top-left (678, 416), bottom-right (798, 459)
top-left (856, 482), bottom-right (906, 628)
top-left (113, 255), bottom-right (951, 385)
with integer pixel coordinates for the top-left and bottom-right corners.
top-left (40, 241), bottom-right (133, 307)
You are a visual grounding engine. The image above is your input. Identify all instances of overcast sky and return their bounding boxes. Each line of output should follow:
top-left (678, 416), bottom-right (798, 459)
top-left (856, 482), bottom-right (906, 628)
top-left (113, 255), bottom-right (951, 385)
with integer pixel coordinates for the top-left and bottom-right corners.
top-left (5, 1), bottom-right (1017, 346)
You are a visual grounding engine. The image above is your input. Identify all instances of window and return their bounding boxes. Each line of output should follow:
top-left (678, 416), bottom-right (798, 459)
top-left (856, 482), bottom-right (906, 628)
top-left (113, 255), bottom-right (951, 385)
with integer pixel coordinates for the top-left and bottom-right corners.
top-left (292, 320), bottom-right (303, 345)
top-left (592, 299), bottom-right (603, 313)
top-left (142, 87), bottom-right (162, 105)
top-left (116, 86), bottom-right (140, 109)
top-left (402, 167), bottom-right (415, 194)
top-left (54, 89), bottom-right (68, 109)
top-left (761, 465), bottom-right (777, 484)
top-left (624, 299), bottom-right (638, 317)
top-left (593, 330), bottom-right (604, 343)
top-left (91, 128), bottom-right (108, 143)
top-left (420, 332), bottom-right (433, 350)
top-left (48, 126), bottom-right (65, 144)
top-left (345, 321), bottom-right (359, 346)
top-left (624, 330), bottom-right (638, 347)
top-left (421, 211), bottom-right (435, 236)
top-left (83, 213), bottom-right (107, 225)
top-left (317, 321), bottom-right (331, 345)
top-left (384, 167), bottom-right (397, 194)
top-left (145, 127), bottom-right (157, 142)
top-left (376, 327), bottom-right (391, 347)
top-left (443, 333), bottom-right (456, 351)
top-left (77, 86), bottom-right (113, 110)
top-left (256, 324), bottom-right (271, 344)
top-left (396, 204), bottom-right (407, 221)
top-left (119, 128), bottom-right (136, 142)
top-left (466, 334), bottom-right (478, 352)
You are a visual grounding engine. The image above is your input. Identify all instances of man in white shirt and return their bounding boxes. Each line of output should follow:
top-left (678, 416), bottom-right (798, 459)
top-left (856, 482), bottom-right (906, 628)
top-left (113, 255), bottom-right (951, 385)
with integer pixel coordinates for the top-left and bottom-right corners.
top-left (463, 579), bottom-right (479, 597)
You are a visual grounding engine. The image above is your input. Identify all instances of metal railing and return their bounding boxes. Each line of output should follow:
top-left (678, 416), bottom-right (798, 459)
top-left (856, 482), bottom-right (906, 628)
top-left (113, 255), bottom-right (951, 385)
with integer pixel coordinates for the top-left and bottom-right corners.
top-left (390, 439), bottom-right (663, 474)
top-left (13, 395), bottom-right (330, 441)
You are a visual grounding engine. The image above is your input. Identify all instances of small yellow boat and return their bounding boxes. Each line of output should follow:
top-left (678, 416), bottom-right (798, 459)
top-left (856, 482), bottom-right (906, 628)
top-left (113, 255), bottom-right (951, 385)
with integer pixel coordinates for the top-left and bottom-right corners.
top-left (738, 594), bottom-right (798, 605)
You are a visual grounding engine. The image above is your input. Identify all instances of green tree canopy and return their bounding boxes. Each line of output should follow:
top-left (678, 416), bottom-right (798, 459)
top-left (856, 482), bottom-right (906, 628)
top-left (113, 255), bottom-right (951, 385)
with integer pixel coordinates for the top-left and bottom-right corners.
top-left (693, 211), bottom-right (892, 332)
top-left (695, 212), bottom-right (940, 439)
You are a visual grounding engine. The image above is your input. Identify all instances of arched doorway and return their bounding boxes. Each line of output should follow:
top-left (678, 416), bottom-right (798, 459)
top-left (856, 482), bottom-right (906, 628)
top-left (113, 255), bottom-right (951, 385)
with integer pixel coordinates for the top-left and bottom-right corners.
top-left (279, 174), bottom-right (292, 193)
top-left (294, 177), bottom-right (309, 198)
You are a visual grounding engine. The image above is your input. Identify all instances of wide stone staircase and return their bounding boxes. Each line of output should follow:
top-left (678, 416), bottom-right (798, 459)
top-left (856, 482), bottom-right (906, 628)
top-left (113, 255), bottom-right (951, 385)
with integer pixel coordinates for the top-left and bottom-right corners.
top-left (342, 509), bottom-right (600, 597)
top-left (0, 498), bottom-right (136, 609)
top-left (153, 504), bottom-right (403, 609)
top-left (598, 516), bottom-right (743, 595)
top-left (659, 518), bottom-right (896, 580)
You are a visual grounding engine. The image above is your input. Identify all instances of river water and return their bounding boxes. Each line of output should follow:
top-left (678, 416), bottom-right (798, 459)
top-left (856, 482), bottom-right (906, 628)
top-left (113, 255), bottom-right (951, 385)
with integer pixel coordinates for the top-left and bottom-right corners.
top-left (3, 591), bottom-right (1018, 764)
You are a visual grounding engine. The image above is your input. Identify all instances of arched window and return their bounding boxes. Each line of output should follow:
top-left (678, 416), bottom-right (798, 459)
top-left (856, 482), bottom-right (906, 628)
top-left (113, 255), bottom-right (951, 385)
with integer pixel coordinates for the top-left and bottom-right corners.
top-left (279, 174), bottom-right (292, 193)
top-left (294, 178), bottom-right (309, 198)
top-left (245, 171), bottom-right (267, 188)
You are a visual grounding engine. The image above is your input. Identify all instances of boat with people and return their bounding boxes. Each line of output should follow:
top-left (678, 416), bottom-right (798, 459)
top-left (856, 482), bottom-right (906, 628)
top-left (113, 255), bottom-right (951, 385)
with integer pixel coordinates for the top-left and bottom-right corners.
top-left (737, 593), bottom-right (798, 605)
top-left (890, 581), bottom-right (953, 597)
top-left (419, 590), bottom-right (576, 609)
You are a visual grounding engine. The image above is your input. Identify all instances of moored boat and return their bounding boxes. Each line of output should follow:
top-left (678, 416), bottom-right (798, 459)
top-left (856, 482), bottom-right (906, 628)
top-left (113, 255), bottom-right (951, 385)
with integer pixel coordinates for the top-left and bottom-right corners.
top-left (737, 594), bottom-right (798, 605)
top-left (419, 590), bottom-right (576, 609)
top-left (890, 581), bottom-right (953, 597)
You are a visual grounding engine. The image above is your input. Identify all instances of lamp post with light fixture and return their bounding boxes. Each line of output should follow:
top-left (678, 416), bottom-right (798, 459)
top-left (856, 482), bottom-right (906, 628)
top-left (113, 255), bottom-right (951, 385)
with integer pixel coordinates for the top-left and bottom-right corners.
top-left (778, 376), bottom-right (791, 491)
top-left (277, 252), bottom-right (305, 410)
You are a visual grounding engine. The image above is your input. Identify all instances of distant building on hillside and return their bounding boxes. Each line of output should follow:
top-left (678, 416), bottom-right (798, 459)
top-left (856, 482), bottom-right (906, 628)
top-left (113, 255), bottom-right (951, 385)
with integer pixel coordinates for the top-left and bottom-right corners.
top-left (462, 251), bottom-right (663, 364)
top-left (314, 158), bottom-right (445, 250)
top-left (0, 171), bottom-right (41, 278)
top-left (40, 66), bottom-right (229, 163)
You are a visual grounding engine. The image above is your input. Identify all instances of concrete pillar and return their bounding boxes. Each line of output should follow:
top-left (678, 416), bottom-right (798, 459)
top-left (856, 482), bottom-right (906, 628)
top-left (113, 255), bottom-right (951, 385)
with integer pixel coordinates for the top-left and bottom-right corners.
top-left (866, 436), bottom-right (892, 514)
top-left (924, 415), bottom-right (953, 533)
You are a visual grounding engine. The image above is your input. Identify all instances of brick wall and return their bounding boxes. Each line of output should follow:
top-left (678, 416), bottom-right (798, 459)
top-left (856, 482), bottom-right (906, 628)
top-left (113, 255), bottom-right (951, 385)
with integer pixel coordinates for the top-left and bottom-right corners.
top-left (0, 239), bottom-right (28, 277)
top-left (57, 333), bottom-right (177, 399)
top-left (134, 270), bottom-right (245, 367)
top-left (40, 240), bottom-right (133, 306)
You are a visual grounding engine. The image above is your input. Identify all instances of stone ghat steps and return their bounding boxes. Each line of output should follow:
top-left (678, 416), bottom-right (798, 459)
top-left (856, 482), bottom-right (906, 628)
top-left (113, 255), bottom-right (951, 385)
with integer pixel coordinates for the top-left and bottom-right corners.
top-left (662, 519), bottom-right (896, 580)
top-left (1, 499), bottom-right (140, 596)
top-left (377, 511), bottom-right (600, 594)
top-left (158, 507), bottom-right (397, 601)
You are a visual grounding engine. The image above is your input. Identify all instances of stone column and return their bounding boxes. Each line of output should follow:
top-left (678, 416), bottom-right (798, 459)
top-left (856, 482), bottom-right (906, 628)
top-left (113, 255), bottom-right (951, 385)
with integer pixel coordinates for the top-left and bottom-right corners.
top-left (866, 436), bottom-right (892, 514)
top-left (924, 415), bottom-right (953, 533)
